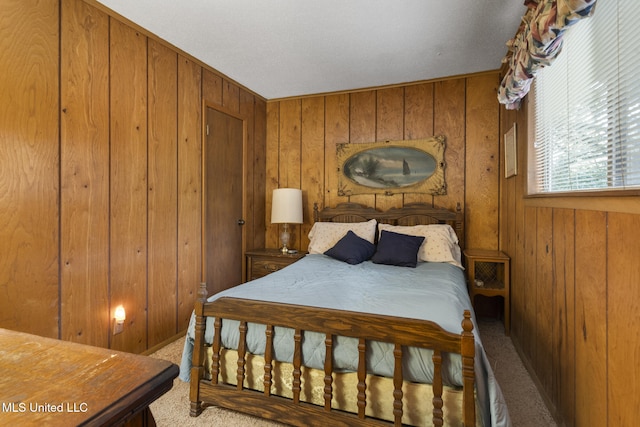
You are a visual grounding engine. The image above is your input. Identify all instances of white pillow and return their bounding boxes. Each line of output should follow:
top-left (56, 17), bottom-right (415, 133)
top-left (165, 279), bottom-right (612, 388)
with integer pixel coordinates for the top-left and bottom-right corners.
top-left (377, 223), bottom-right (463, 268)
top-left (308, 219), bottom-right (377, 254)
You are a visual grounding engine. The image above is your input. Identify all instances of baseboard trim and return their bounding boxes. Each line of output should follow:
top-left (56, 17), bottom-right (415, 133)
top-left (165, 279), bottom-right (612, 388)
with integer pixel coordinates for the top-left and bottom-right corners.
top-left (510, 334), bottom-right (564, 426)
top-left (143, 330), bottom-right (187, 356)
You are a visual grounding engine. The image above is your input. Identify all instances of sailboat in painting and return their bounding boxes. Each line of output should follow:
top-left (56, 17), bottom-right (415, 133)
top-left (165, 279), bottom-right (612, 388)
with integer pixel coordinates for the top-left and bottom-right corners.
top-left (403, 159), bottom-right (410, 175)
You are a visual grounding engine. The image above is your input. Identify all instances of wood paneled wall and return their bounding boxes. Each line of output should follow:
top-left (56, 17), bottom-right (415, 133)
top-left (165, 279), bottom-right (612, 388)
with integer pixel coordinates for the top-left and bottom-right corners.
top-left (265, 73), bottom-right (502, 252)
top-left (0, 0), bottom-right (60, 339)
top-left (500, 100), bottom-right (640, 426)
top-left (0, 0), bottom-right (266, 353)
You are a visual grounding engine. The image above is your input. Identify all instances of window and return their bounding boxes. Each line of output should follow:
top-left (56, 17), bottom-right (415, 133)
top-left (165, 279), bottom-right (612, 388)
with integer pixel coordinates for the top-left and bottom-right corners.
top-left (529, 0), bottom-right (640, 194)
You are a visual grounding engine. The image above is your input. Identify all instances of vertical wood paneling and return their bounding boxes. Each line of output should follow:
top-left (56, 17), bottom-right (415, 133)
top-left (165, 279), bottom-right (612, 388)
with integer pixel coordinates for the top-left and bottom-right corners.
top-left (176, 56), bottom-right (202, 330)
top-left (109, 19), bottom-right (148, 353)
top-left (501, 87), bottom-right (640, 427)
top-left (349, 91), bottom-right (377, 143)
top-left (349, 91), bottom-right (376, 207)
top-left (275, 99), bottom-right (303, 248)
top-left (512, 193), bottom-right (526, 345)
top-left (504, 176), bottom-right (521, 337)
top-left (240, 89), bottom-right (256, 261)
top-left (434, 79), bottom-right (465, 212)
top-left (465, 75), bottom-right (499, 249)
top-left (404, 83), bottom-right (434, 205)
top-left (324, 94), bottom-right (350, 208)
top-left (60, 0), bottom-right (110, 346)
top-left (266, 74), bottom-right (502, 253)
top-left (404, 83), bottom-right (434, 140)
top-left (535, 207), bottom-right (553, 392)
top-left (376, 87), bottom-right (404, 141)
top-left (252, 98), bottom-right (267, 251)
top-left (574, 210), bottom-right (607, 426)
top-left (203, 70), bottom-right (223, 106)
top-left (147, 39), bottom-right (178, 348)
top-left (301, 97), bottom-right (325, 249)
top-left (511, 106), bottom-right (528, 344)
top-left (375, 87), bottom-right (404, 210)
top-left (0, 0), bottom-right (59, 338)
top-left (278, 100), bottom-right (302, 188)
top-left (1, 0), bottom-right (267, 354)
top-left (523, 206), bottom-right (537, 359)
top-left (501, 107), bottom-right (521, 340)
top-left (607, 212), bottom-right (640, 427)
top-left (223, 80), bottom-right (240, 113)
top-left (265, 103), bottom-right (280, 248)
top-left (553, 208), bottom-right (575, 427)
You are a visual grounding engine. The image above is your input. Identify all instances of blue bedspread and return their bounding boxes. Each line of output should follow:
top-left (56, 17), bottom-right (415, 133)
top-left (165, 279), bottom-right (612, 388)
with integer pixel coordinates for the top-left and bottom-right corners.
top-left (179, 254), bottom-right (511, 427)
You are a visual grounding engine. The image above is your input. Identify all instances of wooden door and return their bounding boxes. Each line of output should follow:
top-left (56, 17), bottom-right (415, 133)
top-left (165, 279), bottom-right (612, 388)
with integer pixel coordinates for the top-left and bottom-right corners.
top-left (204, 107), bottom-right (245, 296)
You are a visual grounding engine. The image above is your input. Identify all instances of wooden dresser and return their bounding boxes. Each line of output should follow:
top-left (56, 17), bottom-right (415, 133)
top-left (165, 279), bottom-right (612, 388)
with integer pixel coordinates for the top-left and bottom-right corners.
top-left (0, 328), bottom-right (178, 426)
top-left (245, 248), bottom-right (306, 281)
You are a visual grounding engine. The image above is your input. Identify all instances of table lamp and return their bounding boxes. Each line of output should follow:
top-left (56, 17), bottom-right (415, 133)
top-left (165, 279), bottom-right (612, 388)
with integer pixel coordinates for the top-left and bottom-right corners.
top-left (271, 188), bottom-right (303, 253)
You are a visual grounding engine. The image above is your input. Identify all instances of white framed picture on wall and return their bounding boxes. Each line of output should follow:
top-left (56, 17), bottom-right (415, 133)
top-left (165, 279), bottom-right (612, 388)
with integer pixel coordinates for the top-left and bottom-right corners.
top-left (504, 123), bottom-right (517, 178)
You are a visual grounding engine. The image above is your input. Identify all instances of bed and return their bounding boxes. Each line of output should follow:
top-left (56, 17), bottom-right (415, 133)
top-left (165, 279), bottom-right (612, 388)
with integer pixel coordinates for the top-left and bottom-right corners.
top-left (181, 202), bottom-right (511, 426)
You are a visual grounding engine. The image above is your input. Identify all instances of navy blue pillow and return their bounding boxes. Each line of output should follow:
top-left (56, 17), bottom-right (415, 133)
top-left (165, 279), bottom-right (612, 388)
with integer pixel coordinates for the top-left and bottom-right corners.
top-left (371, 230), bottom-right (425, 268)
top-left (324, 230), bottom-right (376, 265)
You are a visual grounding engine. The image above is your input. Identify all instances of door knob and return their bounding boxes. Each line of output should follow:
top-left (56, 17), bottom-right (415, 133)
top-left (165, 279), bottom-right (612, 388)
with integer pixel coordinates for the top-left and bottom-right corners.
top-left (237, 219), bottom-right (245, 225)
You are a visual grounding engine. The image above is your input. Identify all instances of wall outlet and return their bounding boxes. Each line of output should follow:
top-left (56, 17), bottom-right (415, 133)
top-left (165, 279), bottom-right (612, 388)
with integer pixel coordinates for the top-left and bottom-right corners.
top-left (113, 320), bottom-right (124, 335)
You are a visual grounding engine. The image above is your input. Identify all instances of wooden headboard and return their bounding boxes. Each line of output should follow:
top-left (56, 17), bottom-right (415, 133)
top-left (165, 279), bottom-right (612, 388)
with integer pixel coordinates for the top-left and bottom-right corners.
top-left (313, 202), bottom-right (464, 250)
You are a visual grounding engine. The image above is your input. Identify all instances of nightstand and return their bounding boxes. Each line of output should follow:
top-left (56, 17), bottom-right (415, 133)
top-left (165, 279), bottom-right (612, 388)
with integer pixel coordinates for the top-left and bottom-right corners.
top-left (463, 249), bottom-right (510, 335)
top-left (245, 248), bottom-right (306, 281)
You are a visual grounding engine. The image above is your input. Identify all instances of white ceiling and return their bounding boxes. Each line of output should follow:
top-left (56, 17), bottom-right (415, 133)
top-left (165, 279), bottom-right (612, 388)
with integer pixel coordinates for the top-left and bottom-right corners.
top-left (95, 0), bottom-right (525, 100)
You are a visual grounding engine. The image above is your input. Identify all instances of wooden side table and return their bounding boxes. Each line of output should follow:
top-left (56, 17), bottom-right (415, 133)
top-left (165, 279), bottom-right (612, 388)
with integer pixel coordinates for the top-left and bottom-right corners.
top-left (0, 328), bottom-right (178, 426)
top-left (463, 249), bottom-right (511, 335)
top-left (245, 248), bottom-right (306, 281)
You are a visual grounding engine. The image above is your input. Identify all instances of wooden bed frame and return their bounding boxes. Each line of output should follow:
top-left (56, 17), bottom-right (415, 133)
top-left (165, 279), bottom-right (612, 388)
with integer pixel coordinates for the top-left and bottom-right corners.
top-left (189, 202), bottom-right (476, 426)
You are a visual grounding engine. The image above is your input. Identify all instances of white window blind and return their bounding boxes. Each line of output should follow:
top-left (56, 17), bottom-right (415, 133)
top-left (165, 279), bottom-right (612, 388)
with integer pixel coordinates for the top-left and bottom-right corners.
top-left (530, 0), bottom-right (640, 194)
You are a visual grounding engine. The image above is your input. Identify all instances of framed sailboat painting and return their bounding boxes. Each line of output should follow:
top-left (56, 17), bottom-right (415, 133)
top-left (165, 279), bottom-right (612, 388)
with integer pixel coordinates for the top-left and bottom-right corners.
top-left (336, 136), bottom-right (446, 196)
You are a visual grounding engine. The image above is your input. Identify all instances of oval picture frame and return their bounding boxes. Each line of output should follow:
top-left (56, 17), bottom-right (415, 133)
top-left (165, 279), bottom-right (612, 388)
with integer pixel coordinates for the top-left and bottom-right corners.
top-left (336, 136), bottom-right (446, 196)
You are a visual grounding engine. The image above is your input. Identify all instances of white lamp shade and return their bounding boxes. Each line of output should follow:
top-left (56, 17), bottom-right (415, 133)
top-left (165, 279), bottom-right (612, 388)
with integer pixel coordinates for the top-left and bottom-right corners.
top-left (271, 188), bottom-right (303, 224)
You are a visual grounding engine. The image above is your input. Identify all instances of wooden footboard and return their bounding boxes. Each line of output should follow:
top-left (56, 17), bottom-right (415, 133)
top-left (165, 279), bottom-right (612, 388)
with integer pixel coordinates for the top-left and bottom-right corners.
top-left (189, 283), bottom-right (476, 426)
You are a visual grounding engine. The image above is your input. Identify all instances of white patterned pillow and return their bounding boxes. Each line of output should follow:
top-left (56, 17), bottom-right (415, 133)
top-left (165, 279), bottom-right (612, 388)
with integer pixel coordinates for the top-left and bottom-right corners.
top-left (308, 219), bottom-right (377, 254)
top-left (377, 223), bottom-right (463, 268)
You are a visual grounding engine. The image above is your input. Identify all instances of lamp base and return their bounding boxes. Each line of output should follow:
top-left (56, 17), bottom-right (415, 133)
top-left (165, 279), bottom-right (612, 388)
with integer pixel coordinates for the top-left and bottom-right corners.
top-left (279, 223), bottom-right (291, 254)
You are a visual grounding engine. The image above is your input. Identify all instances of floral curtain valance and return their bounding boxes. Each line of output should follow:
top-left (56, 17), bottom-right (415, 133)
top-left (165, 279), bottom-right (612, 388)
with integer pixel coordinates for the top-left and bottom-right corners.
top-left (497, 0), bottom-right (597, 110)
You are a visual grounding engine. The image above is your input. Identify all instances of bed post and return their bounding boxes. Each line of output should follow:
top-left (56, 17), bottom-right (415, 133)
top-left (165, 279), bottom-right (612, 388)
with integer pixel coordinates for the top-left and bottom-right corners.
top-left (189, 282), bottom-right (208, 417)
top-left (461, 310), bottom-right (475, 427)
top-left (455, 202), bottom-right (464, 250)
top-left (313, 202), bottom-right (320, 223)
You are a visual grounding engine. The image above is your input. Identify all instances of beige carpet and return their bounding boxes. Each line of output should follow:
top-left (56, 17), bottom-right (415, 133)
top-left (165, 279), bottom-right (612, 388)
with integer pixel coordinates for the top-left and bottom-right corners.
top-left (149, 318), bottom-right (556, 426)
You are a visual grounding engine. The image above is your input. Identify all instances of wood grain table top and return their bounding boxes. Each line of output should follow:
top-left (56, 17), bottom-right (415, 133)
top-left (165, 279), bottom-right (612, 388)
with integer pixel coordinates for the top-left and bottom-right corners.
top-left (0, 328), bottom-right (178, 426)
